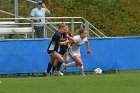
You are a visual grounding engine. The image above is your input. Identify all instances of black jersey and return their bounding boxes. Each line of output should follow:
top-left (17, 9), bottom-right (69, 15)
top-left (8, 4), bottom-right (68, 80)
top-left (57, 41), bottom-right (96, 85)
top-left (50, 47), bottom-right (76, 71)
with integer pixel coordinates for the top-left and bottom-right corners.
top-left (47, 31), bottom-right (62, 52)
top-left (59, 32), bottom-right (72, 55)
top-left (59, 33), bottom-right (68, 53)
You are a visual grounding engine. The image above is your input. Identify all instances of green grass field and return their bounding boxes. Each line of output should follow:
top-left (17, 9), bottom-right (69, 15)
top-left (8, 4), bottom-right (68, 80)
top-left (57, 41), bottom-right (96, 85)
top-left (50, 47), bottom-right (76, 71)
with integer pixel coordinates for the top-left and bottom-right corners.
top-left (0, 73), bottom-right (140, 93)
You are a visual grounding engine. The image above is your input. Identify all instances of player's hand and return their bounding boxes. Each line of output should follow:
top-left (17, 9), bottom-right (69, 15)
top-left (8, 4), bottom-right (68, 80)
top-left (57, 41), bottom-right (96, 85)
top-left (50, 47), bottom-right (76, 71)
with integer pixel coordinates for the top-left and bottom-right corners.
top-left (66, 33), bottom-right (70, 38)
top-left (66, 39), bottom-right (70, 43)
top-left (42, 4), bottom-right (46, 8)
top-left (34, 19), bottom-right (41, 22)
top-left (87, 50), bottom-right (92, 55)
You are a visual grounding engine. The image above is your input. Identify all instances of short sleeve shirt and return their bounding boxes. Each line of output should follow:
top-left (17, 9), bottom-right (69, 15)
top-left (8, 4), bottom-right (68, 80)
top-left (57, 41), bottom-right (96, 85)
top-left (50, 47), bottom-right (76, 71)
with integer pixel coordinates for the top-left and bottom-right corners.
top-left (71, 35), bottom-right (88, 53)
top-left (31, 8), bottom-right (47, 26)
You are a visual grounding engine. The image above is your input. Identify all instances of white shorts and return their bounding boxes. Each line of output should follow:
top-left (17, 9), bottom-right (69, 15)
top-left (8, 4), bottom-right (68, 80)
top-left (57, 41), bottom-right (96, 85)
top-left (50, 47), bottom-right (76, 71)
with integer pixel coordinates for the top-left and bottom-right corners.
top-left (69, 50), bottom-right (81, 57)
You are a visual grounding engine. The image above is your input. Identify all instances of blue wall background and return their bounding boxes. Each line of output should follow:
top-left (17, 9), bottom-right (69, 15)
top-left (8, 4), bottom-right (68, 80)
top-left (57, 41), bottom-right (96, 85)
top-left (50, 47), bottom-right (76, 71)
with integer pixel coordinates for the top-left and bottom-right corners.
top-left (0, 37), bottom-right (140, 74)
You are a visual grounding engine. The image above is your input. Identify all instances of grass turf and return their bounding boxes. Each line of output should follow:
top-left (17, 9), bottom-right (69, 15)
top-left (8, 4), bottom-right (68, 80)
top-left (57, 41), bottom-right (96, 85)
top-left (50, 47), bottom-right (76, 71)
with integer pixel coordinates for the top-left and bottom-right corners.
top-left (0, 73), bottom-right (140, 93)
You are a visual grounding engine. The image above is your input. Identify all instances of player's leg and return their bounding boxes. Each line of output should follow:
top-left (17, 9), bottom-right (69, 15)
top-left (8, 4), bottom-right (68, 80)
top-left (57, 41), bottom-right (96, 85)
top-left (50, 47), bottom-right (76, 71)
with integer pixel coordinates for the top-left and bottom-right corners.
top-left (72, 55), bottom-right (85, 76)
top-left (46, 51), bottom-right (64, 76)
top-left (52, 60), bottom-right (58, 75)
top-left (51, 52), bottom-right (64, 76)
top-left (65, 53), bottom-right (70, 64)
top-left (46, 56), bottom-right (55, 76)
top-left (62, 52), bottom-right (76, 72)
top-left (62, 53), bottom-right (70, 72)
top-left (51, 52), bottom-right (64, 62)
top-left (64, 52), bottom-right (78, 67)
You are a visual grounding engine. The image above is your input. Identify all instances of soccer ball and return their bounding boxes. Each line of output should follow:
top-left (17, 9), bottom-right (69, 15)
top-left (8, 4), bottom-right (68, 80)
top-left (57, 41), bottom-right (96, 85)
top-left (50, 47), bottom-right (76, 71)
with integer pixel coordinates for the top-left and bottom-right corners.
top-left (94, 68), bottom-right (102, 74)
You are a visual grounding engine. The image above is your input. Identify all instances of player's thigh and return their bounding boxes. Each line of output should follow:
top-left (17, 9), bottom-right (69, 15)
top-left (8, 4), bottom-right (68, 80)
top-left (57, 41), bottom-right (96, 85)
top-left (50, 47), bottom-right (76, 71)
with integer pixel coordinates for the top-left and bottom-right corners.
top-left (72, 55), bottom-right (83, 66)
top-left (53, 60), bottom-right (58, 67)
top-left (51, 52), bottom-right (64, 62)
top-left (50, 56), bottom-right (56, 64)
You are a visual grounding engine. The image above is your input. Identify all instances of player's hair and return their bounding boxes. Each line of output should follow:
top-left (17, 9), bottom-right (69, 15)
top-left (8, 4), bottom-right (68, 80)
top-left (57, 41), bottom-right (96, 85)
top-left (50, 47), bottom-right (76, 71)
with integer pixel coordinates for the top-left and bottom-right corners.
top-left (77, 28), bottom-right (87, 35)
top-left (58, 23), bottom-right (67, 29)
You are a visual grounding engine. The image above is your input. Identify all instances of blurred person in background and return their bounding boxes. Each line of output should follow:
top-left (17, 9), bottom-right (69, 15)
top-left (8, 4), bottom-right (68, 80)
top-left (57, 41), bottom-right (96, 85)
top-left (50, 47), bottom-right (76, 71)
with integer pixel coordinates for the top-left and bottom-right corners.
top-left (31, 0), bottom-right (50, 38)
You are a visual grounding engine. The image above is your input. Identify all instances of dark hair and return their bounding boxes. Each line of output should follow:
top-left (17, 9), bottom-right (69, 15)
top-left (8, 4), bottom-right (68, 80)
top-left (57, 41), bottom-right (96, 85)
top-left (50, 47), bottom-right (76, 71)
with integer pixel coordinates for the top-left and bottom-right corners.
top-left (77, 28), bottom-right (87, 35)
top-left (58, 23), bottom-right (67, 29)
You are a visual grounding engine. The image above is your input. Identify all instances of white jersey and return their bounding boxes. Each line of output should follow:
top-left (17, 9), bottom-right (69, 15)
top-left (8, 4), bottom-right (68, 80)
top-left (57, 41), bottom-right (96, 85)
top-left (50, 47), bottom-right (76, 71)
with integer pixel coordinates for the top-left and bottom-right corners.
top-left (69, 35), bottom-right (88, 57)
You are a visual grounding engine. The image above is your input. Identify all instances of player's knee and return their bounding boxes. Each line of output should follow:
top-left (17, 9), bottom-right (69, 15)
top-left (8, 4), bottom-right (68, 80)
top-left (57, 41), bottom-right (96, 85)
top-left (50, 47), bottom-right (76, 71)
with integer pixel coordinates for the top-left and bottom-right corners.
top-left (53, 62), bottom-right (57, 67)
top-left (50, 60), bottom-right (55, 64)
top-left (77, 62), bottom-right (83, 66)
top-left (65, 61), bottom-right (69, 64)
top-left (58, 58), bottom-right (64, 62)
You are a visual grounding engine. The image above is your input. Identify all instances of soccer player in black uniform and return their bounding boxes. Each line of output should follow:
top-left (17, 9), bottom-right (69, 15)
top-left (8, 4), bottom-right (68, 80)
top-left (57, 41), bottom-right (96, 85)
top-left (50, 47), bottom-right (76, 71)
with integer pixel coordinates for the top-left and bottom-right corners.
top-left (52, 26), bottom-right (73, 74)
top-left (46, 23), bottom-right (69, 76)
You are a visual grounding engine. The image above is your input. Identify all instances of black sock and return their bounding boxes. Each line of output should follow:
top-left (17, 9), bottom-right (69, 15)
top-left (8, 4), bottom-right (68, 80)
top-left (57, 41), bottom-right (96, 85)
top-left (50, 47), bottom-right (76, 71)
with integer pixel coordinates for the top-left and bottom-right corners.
top-left (47, 62), bottom-right (53, 73)
top-left (52, 66), bottom-right (56, 72)
top-left (57, 62), bottom-right (62, 71)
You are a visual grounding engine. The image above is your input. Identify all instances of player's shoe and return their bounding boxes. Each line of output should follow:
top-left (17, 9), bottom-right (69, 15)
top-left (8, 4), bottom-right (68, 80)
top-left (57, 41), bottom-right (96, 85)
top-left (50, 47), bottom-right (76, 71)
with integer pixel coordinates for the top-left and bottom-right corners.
top-left (81, 73), bottom-right (85, 76)
top-left (57, 70), bottom-right (63, 76)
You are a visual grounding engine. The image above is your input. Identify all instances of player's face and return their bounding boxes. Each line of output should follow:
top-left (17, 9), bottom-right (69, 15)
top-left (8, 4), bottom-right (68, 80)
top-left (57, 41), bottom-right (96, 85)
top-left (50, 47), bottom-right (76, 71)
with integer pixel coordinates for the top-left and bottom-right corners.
top-left (37, 3), bottom-right (42, 9)
top-left (80, 31), bottom-right (87, 38)
top-left (65, 27), bottom-right (69, 32)
top-left (61, 26), bottom-right (68, 33)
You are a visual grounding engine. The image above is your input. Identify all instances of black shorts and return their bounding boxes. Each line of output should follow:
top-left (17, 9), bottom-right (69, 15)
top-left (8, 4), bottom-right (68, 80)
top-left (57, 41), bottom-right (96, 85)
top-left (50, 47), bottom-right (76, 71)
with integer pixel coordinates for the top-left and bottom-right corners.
top-left (47, 50), bottom-right (56, 56)
top-left (59, 50), bottom-right (67, 56)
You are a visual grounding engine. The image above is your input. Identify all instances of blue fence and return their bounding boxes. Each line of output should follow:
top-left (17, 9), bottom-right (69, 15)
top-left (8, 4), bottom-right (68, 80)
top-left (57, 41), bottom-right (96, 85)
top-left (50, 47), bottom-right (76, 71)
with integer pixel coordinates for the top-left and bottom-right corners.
top-left (0, 37), bottom-right (140, 74)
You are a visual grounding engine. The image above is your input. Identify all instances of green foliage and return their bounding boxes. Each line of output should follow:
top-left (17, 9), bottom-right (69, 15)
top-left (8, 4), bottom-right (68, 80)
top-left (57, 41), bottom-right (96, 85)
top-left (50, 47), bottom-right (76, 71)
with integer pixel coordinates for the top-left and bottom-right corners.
top-left (0, 0), bottom-right (140, 36)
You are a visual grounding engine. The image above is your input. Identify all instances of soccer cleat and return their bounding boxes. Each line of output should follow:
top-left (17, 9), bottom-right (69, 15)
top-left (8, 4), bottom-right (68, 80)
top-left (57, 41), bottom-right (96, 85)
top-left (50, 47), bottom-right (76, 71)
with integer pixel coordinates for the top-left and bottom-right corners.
top-left (62, 63), bottom-right (66, 73)
top-left (57, 70), bottom-right (63, 76)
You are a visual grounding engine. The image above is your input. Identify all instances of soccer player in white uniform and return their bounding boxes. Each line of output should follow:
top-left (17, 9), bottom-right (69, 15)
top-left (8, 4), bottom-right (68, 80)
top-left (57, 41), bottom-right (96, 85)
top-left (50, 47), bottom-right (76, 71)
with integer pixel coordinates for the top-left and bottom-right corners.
top-left (62, 28), bottom-right (92, 76)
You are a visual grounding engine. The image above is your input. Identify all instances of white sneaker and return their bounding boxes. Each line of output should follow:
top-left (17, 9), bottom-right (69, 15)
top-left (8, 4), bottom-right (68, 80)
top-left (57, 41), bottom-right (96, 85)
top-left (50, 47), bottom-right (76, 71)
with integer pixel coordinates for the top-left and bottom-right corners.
top-left (62, 63), bottom-right (66, 73)
top-left (57, 70), bottom-right (63, 76)
top-left (82, 73), bottom-right (85, 76)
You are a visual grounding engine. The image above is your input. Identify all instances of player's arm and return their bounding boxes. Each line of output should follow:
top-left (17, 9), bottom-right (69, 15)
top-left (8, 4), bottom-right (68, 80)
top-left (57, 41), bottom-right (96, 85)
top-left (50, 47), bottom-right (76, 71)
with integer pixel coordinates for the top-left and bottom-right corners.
top-left (58, 40), bottom-right (70, 45)
top-left (67, 42), bottom-right (72, 49)
top-left (42, 4), bottom-right (51, 15)
top-left (85, 41), bottom-right (92, 55)
top-left (32, 18), bottom-right (41, 22)
top-left (66, 35), bottom-right (77, 44)
top-left (52, 32), bottom-right (68, 45)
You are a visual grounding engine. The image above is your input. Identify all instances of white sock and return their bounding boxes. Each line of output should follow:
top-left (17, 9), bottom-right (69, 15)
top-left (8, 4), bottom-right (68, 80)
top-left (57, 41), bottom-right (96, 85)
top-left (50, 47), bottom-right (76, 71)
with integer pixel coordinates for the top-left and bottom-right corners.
top-left (78, 66), bottom-right (85, 75)
top-left (66, 62), bottom-right (76, 67)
